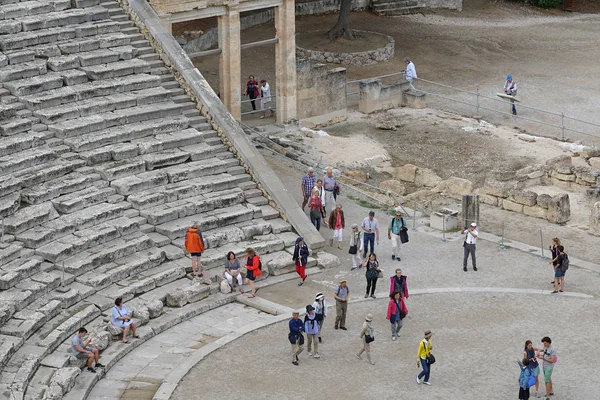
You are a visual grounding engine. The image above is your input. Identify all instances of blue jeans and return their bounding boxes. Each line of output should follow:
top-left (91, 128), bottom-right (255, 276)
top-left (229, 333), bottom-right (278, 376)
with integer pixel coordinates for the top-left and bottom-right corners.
top-left (311, 216), bottom-right (321, 231)
top-left (418, 358), bottom-right (430, 382)
top-left (363, 233), bottom-right (375, 257)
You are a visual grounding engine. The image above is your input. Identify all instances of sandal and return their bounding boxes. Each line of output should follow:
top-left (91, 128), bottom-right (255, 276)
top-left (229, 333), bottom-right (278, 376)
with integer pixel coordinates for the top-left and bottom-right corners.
top-left (123, 340), bottom-right (130, 344)
top-left (254, 287), bottom-right (260, 294)
top-left (133, 335), bottom-right (140, 339)
top-left (248, 294), bottom-right (256, 298)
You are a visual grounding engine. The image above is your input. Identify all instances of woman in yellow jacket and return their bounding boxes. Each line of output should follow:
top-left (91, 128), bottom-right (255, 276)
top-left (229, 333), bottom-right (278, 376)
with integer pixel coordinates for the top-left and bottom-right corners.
top-left (416, 330), bottom-right (433, 385)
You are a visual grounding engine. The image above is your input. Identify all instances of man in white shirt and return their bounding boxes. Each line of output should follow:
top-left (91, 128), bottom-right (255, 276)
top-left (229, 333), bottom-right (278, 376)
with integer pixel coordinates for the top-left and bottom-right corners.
top-left (361, 211), bottom-right (380, 258)
top-left (461, 222), bottom-right (478, 272)
top-left (404, 58), bottom-right (417, 91)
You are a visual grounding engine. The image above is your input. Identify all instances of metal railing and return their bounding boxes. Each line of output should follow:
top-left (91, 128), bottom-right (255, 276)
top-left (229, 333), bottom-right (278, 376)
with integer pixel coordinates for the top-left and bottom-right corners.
top-left (345, 72), bottom-right (600, 142)
top-left (240, 95), bottom-right (277, 116)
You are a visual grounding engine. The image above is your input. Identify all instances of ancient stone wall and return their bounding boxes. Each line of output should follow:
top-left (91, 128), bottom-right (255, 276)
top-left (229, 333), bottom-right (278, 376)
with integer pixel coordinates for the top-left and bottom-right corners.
top-left (358, 78), bottom-right (426, 113)
top-left (417, 0), bottom-right (462, 11)
top-left (296, 59), bottom-right (347, 128)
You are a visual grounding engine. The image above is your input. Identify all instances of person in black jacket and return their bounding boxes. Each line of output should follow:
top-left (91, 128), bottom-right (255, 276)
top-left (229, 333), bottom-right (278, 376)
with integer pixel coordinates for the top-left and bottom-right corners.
top-left (292, 237), bottom-right (309, 286)
top-left (288, 311), bottom-right (304, 365)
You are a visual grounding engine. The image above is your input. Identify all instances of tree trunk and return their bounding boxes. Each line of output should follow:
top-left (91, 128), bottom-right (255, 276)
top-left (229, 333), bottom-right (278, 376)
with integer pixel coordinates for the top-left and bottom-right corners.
top-left (327, 0), bottom-right (354, 40)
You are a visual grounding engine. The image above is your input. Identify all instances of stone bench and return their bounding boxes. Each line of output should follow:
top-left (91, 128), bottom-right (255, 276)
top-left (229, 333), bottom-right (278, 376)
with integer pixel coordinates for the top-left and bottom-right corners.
top-left (21, 172), bottom-right (101, 204)
top-left (0, 130), bottom-right (47, 158)
top-left (0, 146), bottom-right (57, 175)
top-left (79, 57), bottom-right (149, 80)
top-left (133, 127), bottom-right (207, 155)
top-left (18, 6), bottom-right (108, 32)
top-left (50, 186), bottom-right (118, 214)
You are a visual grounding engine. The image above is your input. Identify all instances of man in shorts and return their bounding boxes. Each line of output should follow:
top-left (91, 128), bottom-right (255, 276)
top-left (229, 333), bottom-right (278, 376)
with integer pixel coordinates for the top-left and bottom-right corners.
top-left (72, 327), bottom-right (104, 373)
top-left (537, 336), bottom-right (557, 400)
top-left (184, 222), bottom-right (205, 278)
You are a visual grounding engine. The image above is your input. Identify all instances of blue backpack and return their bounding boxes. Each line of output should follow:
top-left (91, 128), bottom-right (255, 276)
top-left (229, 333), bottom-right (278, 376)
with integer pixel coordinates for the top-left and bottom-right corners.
top-left (526, 370), bottom-right (536, 388)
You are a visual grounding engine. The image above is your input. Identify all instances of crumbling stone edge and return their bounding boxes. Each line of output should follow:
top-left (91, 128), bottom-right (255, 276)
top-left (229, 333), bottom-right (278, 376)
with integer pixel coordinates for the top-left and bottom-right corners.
top-left (118, 0), bottom-right (325, 250)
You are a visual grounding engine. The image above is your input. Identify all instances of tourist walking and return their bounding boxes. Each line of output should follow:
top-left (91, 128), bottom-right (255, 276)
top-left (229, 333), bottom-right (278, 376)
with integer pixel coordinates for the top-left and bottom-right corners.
top-left (314, 178), bottom-right (326, 208)
top-left (308, 189), bottom-right (325, 231)
top-left (292, 237), bottom-right (309, 286)
top-left (524, 340), bottom-right (541, 397)
top-left (550, 245), bottom-right (567, 293)
top-left (361, 211), bottom-right (380, 258)
top-left (328, 203), bottom-right (345, 249)
top-left (387, 211), bottom-right (407, 261)
top-left (389, 268), bottom-right (409, 299)
top-left (461, 222), bottom-right (478, 272)
top-left (537, 337), bottom-right (557, 400)
top-left (322, 168), bottom-right (337, 218)
top-left (364, 253), bottom-right (381, 298)
top-left (245, 247), bottom-right (261, 298)
top-left (243, 75), bottom-right (259, 111)
top-left (356, 313), bottom-right (375, 365)
top-left (224, 251), bottom-right (244, 292)
top-left (549, 237), bottom-right (561, 285)
top-left (300, 167), bottom-right (316, 212)
top-left (333, 278), bottom-right (349, 330)
top-left (517, 358), bottom-right (534, 400)
top-left (404, 58), bottom-right (417, 91)
top-left (72, 328), bottom-right (105, 373)
top-left (184, 222), bottom-right (205, 278)
top-left (312, 293), bottom-right (327, 343)
top-left (386, 290), bottom-right (408, 341)
top-left (111, 297), bottom-right (139, 344)
top-left (288, 311), bottom-right (304, 366)
top-left (504, 75), bottom-right (518, 115)
top-left (349, 224), bottom-right (364, 270)
top-left (304, 305), bottom-right (320, 358)
top-left (259, 79), bottom-right (273, 119)
top-left (416, 330), bottom-right (434, 385)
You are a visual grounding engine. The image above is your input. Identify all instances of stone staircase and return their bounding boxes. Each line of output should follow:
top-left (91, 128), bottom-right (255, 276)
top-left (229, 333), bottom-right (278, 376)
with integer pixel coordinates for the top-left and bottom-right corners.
top-left (371, 0), bottom-right (424, 16)
top-left (0, 0), bottom-right (330, 398)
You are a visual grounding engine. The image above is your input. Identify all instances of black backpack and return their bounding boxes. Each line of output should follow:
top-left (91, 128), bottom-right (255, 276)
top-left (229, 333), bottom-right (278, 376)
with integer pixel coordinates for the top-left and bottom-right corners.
top-left (258, 260), bottom-right (263, 271)
top-left (560, 254), bottom-right (569, 272)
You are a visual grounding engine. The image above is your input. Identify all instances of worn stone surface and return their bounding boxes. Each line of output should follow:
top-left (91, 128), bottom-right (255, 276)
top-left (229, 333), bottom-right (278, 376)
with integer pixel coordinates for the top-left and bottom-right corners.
top-left (433, 177), bottom-right (473, 198)
top-left (483, 178), bottom-right (516, 198)
top-left (378, 179), bottom-right (405, 196)
top-left (48, 367), bottom-right (80, 395)
top-left (145, 299), bottom-right (163, 319)
top-left (316, 251), bottom-right (340, 269)
top-left (536, 194), bottom-right (552, 209)
top-left (414, 167), bottom-right (442, 188)
top-left (394, 164), bottom-right (417, 183)
top-left (511, 190), bottom-right (538, 206)
top-left (89, 330), bottom-right (111, 351)
top-left (546, 193), bottom-right (570, 224)
top-left (590, 202), bottom-right (600, 236)
top-left (523, 204), bottom-right (547, 219)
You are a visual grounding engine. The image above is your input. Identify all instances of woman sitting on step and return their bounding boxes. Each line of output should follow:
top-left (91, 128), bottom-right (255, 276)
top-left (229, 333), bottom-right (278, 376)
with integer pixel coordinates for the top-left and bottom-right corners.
top-left (111, 297), bottom-right (139, 344)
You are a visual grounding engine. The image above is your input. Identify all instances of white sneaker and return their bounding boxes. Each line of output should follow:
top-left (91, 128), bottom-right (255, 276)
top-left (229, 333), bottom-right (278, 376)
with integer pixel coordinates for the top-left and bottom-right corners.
top-left (416, 376), bottom-right (421, 384)
top-left (314, 353), bottom-right (320, 358)
top-left (356, 355), bottom-right (362, 360)
top-left (308, 352), bottom-right (313, 356)
top-left (423, 381), bottom-right (431, 386)
top-left (392, 336), bottom-right (397, 341)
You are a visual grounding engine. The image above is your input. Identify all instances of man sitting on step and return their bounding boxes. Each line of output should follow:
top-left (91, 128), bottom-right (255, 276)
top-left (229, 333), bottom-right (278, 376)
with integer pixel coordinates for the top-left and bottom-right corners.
top-left (72, 327), bottom-right (104, 373)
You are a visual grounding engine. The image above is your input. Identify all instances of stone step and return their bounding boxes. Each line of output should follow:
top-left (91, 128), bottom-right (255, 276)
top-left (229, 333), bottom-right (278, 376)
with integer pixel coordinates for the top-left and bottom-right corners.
top-left (49, 101), bottom-right (186, 139)
top-left (198, 235), bottom-right (286, 270)
top-left (16, 202), bottom-right (127, 249)
top-left (372, 0), bottom-right (418, 8)
top-left (150, 66), bottom-right (169, 76)
top-left (8, 159), bottom-right (85, 194)
top-left (198, 218), bottom-right (272, 250)
top-left (139, 188), bottom-right (245, 226)
top-left (127, 173), bottom-right (251, 210)
top-left (161, 157), bottom-right (239, 184)
top-left (17, 6), bottom-right (109, 33)
top-left (0, 116), bottom-right (34, 136)
top-left (20, 172), bottom-right (101, 205)
top-left (21, 73), bottom-right (162, 111)
top-left (0, 257), bottom-right (44, 290)
top-left (0, 335), bottom-right (23, 370)
top-left (162, 80), bottom-right (180, 90)
top-left (0, 130), bottom-right (46, 158)
top-left (0, 192), bottom-right (20, 220)
top-left (34, 216), bottom-right (138, 262)
top-left (0, 59), bottom-right (47, 84)
top-left (109, 170), bottom-right (169, 196)
top-left (51, 186), bottom-right (117, 214)
top-left (117, 20), bottom-right (134, 29)
top-left (92, 159), bottom-right (147, 181)
top-left (2, 203), bottom-right (59, 235)
top-left (155, 203), bottom-right (255, 240)
top-left (111, 13), bottom-right (129, 22)
top-left (130, 39), bottom-right (149, 48)
top-left (139, 149), bottom-right (191, 171)
top-left (75, 0), bottom-right (101, 7)
top-left (375, 5), bottom-right (424, 15)
top-left (3, 73), bottom-right (64, 97)
top-left (135, 46), bottom-right (154, 56)
top-left (34, 86), bottom-right (172, 125)
top-left (0, 1), bottom-right (61, 20)
top-left (63, 115), bottom-right (189, 152)
top-left (79, 58), bottom-right (150, 80)
top-left (61, 231), bottom-right (153, 276)
top-left (132, 127), bottom-right (207, 155)
top-left (75, 247), bottom-right (166, 290)
top-left (138, 53), bottom-right (159, 62)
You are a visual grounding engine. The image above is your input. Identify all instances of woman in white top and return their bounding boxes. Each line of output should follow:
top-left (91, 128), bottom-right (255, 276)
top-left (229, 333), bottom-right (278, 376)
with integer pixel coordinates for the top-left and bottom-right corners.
top-left (259, 80), bottom-right (274, 119)
top-left (312, 292), bottom-right (327, 343)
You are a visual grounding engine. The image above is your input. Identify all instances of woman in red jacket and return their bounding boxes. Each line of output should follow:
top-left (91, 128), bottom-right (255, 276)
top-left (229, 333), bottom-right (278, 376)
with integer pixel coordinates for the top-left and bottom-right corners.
top-left (243, 75), bottom-right (259, 112)
top-left (386, 290), bottom-right (408, 341)
top-left (245, 247), bottom-right (261, 298)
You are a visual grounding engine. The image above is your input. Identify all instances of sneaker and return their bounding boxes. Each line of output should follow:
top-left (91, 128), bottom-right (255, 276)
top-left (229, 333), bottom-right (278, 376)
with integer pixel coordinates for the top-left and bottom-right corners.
top-left (340, 327), bottom-right (347, 331)
top-left (318, 337), bottom-right (322, 343)
top-left (473, 267), bottom-right (478, 271)
top-left (364, 294), bottom-right (369, 298)
top-left (392, 336), bottom-right (397, 341)
top-left (392, 255), bottom-right (395, 260)
top-left (314, 353), bottom-right (320, 359)
top-left (308, 352), bottom-right (313, 356)
top-left (397, 257), bottom-right (401, 261)
top-left (351, 267), bottom-right (357, 271)
top-left (87, 367), bottom-right (96, 373)
top-left (559, 290), bottom-right (564, 292)
top-left (356, 355), bottom-right (362, 360)
top-left (551, 290), bottom-right (558, 294)
top-left (329, 238), bottom-right (334, 247)
top-left (96, 363), bottom-right (105, 368)
top-left (416, 376), bottom-right (421, 384)
top-left (298, 281), bottom-right (304, 286)
top-left (463, 267), bottom-right (467, 272)
top-left (292, 361), bottom-right (299, 366)
top-left (423, 381), bottom-right (431, 386)
top-left (334, 326), bottom-right (339, 330)
top-left (370, 295), bottom-right (376, 299)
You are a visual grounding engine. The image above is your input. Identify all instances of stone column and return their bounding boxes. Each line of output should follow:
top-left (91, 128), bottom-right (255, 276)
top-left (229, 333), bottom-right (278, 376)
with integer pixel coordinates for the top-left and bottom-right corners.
top-left (274, 0), bottom-right (297, 123)
top-left (358, 79), bottom-right (382, 114)
top-left (218, 4), bottom-right (241, 119)
top-left (461, 194), bottom-right (479, 228)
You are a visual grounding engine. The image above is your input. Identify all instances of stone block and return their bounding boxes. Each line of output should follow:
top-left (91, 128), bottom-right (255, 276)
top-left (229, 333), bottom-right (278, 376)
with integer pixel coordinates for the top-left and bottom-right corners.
top-left (491, 167), bottom-right (516, 182)
top-left (165, 289), bottom-right (187, 307)
top-left (536, 194), bottom-right (551, 209)
top-left (48, 367), bottom-right (80, 396)
top-left (105, 323), bottom-right (122, 337)
top-left (220, 279), bottom-right (231, 294)
top-left (433, 177), bottom-right (473, 198)
top-left (511, 190), bottom-right (537, 206)
top-left (316, 252), bottom-right (340, 269)
top-left (589, 157), bottom-right (600, 169)
top-left (89, 331), bottom-right (110, 351)
top-left (545, 155), bottom-right (571, 166)
top-left (145, 299), bottom-right (163, 318)
top-left (553, 163), bottom-right (573, 175)
top-left (484, 178), bottom-right (515, 198)
top-left (414, 168), bottom-right (441, 188)
top-left (132, 305), bottom-right (150, 326)
top-left (267, 251), bottom-right (297, 276)
top-left (523, 205), bottom-right (547, 219)
top-left (574, 166), bottom-right (599, 184)
top-left (3, 203), bottom-right (59, 235)
top-left (546, 193), bottom-right (570, 224)
top-left (590, 202), bottom-right (600, 236)
top-left (394, 164), bottom-right (417, 183)
top-left (502, 199), bottom-right (523, 213)
top-left (379, 179), bottom-right (405, 196)
top-left (551, 171), bottom-right (576, 182)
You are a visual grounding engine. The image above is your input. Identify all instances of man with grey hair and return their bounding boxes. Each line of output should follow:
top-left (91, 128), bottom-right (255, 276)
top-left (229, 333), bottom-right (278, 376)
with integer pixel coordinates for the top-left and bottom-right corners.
top-left (301, 167), bottom-right (316, 212)
top-left (404, 58), bottom-right (417, 91)
top-left (185, 221), bottom-right (205, 278)
top-left (322, 167), bottom-right (337, 222)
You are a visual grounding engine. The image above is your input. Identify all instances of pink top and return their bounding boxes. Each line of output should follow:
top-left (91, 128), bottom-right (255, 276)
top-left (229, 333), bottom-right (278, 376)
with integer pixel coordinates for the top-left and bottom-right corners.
top-left (335, 212), bottom-right (343, 229)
